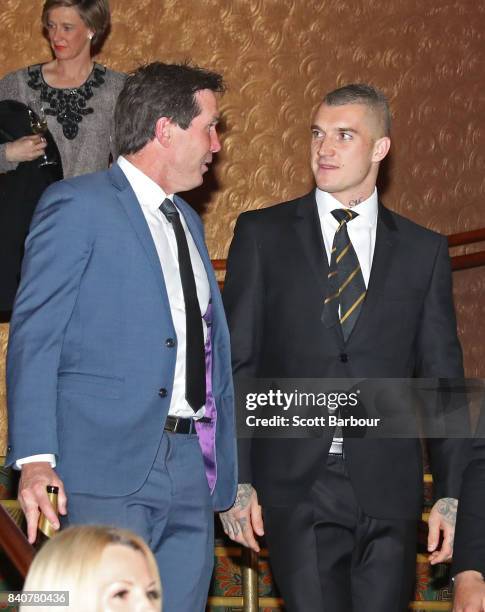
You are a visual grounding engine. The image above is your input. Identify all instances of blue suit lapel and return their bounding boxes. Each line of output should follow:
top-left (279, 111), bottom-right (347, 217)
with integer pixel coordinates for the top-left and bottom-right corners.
top-left (107, 164), bottom-right (224, 346)
top-left (109, 164), bottom-right (173, 314)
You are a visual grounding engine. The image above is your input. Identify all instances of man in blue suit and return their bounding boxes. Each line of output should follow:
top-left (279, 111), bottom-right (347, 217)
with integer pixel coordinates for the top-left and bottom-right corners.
top-left (6, 62), bottom-right (237, 612)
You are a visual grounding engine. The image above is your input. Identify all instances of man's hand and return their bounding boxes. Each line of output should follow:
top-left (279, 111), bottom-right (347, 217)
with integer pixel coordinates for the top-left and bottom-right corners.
top-left (219, 483), bottom-right (264, 552)
top-left (428, 497), bottom-right (458, 564)
top-left (453, 571), bottom-right (485, 611)
top-left (18, 462), bottom-right (67, 544)
top-left (5, 136), bottom-right (47, 163)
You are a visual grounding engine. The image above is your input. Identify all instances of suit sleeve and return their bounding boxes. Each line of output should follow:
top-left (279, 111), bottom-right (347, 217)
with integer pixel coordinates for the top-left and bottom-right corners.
top-left (223, 213), bottom-right (264, 483)
top-left (0, 71), bottom-right (22, 173)
top-left (415, 234), bottom-right (468, 500)
top-left (6, 182), bottom-right (93, 465)
top-left (451, 438), bottom-right (485, 576)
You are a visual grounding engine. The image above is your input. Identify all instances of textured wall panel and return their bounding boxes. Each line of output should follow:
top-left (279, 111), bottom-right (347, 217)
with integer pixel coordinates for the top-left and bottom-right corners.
top-left (0, 1), bottom-right (483, 417)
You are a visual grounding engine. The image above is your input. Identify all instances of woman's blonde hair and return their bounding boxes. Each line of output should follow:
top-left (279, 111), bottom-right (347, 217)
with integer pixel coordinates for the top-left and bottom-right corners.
top-left (21, 525), bottom-right (161, 612)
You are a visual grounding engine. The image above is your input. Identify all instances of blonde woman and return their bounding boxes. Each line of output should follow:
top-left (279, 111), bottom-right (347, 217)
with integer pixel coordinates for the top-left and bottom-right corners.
top-left (0, 0), bottom-right (125, 311)
top-left (0, 0), bottom-right (125, 178)
top-left (21, 526), bottom-right (162, 611)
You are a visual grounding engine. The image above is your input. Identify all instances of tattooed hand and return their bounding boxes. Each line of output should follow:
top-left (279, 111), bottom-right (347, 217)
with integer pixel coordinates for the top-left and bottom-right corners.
top-left (219, 483), bottom-right (264, 552)
top-left (428, 497), bottom-right (458, 565)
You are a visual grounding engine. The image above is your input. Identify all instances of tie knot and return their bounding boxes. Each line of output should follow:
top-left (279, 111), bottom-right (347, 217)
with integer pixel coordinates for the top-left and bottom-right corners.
top-left (331, 208), bottom-right (358, 225)
top-left (160, 198), bottom-right (178, 221)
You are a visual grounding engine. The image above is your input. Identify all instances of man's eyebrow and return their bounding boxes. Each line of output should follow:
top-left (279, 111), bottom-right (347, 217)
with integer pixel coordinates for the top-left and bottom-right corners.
top-left (309, 124), bottom-right (359, 133)
top-left (337, 127), bottom-right (358, 133)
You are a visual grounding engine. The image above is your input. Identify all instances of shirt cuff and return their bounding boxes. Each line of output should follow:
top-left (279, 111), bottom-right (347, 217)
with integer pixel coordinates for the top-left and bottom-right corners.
top-left (15, 454), bottom-right (56, 470)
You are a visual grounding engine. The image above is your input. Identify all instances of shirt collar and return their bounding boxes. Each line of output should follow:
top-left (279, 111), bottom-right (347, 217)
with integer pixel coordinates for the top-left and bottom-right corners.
top-left (117, 156), bottom-right (174, 212)
top-left (315, 187), bottom-right (378, 227)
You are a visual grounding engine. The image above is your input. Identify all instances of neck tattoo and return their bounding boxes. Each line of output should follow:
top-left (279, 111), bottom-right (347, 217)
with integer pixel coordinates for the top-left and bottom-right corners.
top-left (347, 197), bottom-right (364, 208)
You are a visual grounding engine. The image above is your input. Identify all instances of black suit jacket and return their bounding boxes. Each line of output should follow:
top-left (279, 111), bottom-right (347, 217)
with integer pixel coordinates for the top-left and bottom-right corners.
top-left (223, 191), bottom-right (466, 520)
top-left (452, 421), bottom-right (485, 576)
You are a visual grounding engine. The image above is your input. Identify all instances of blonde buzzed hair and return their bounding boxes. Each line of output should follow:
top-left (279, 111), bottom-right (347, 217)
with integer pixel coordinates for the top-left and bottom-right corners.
top-left (323, 83), bottom-right (391, 137)
top-left (21, 525), bottom-right (161, 612)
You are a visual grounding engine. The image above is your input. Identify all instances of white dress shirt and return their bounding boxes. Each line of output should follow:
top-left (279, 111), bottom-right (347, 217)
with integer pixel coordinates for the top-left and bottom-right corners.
top-left (315, 187), bottom-right (378, 288)
top-left (315, 187), bottom-right (378, 451)
top-left (17, 157), bottom-right (210, 469)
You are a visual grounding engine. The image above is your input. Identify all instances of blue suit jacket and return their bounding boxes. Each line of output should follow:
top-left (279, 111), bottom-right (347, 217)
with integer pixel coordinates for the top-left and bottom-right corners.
top-left (6, 163), bottom-right (237, 511)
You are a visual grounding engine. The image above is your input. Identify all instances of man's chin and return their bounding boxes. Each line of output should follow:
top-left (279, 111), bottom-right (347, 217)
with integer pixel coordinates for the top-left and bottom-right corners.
top-left (315, 180), bottom-right (337, 193)
top-left (178, 175), bottom-right (204, 193)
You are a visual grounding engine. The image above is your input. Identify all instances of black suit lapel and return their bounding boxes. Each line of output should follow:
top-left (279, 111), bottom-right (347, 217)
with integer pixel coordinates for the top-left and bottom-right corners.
top-left (352, 202), bottom-right (397, 336)
top-left (292, 191), bottom-right (344, 345)
top-left (291, 191), bottom-right (329, 292)
top-left (368, 203), bottom-right (398, 294)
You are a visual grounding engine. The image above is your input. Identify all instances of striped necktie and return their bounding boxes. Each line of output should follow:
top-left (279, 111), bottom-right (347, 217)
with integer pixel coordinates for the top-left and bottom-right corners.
top-left (322, 208), bottom-right (366, 341)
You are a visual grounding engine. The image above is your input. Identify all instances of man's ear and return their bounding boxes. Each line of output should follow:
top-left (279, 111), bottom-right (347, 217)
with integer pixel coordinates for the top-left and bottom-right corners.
top-left (154, 117), bottom-right (172, 147)
top-left (372, 136), bottom-right (391, 162)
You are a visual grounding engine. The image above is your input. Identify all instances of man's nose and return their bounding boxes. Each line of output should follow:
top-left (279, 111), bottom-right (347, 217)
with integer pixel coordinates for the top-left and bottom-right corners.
top-left (210, 129), bottom-right (221, 153)
top-left (317, 138), bottom-right (335, 157)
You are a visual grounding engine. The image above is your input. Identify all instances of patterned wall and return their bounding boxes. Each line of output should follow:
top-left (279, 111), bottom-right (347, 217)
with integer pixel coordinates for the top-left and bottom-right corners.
top-left (0, 0), bottom-right (483, 385)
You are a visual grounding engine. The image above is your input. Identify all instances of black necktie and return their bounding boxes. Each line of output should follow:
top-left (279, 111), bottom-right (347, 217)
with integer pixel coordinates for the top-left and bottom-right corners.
top-left (160, 198), bottom-right (206, 411)
top-left (322, 208), bottom-right (366, 341)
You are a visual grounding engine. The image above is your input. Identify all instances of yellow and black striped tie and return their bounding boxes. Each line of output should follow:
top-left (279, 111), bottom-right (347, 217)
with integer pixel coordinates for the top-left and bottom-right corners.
top-left (322, 208), bottom-right (366, 341)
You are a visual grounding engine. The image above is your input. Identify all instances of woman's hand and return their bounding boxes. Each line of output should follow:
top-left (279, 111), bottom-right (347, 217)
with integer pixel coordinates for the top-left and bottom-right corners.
top-left (5, 135), bottom-right (47, 162)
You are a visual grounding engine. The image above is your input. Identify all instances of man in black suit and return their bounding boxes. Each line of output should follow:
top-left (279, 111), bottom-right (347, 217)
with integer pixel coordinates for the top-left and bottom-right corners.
top-left (451, 439), bottom-right (485, 611)
top-left (220, 84), bottom-right (466, 611)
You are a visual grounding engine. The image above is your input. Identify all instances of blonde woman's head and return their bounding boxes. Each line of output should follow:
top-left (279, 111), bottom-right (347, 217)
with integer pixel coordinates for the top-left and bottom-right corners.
top-left (21, 525), bottom-right (161, 611)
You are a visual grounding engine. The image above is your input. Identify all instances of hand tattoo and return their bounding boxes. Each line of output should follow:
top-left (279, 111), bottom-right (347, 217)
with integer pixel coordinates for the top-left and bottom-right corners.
top-left (436, 497), bottom-right (458, 551)
top-left (235, 483), bottom-right (253, 510)
top-left (436, 497), bottom-right (458, 526)
top-left (219, 484), bottom-right (254, 540)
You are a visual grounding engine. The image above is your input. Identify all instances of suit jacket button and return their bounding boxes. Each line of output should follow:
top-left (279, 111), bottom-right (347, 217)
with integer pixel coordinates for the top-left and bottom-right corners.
top-left (165, 338), bottom-right (175, 348)
top-left (340, 353), bottom-right (348, 363)
top-left (6, 445), bottom-right (11, 452)
top-left (158, 388), bottom-right (168, 398)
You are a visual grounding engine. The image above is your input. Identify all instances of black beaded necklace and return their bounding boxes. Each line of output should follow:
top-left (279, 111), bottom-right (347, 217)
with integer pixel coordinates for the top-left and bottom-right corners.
top-left (27, 63), bottom-right (106, 140)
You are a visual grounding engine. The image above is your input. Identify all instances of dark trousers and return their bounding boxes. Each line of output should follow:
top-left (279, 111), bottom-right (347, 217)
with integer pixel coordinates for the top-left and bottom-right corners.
top-left (263, 455), bottom-right (418, 612)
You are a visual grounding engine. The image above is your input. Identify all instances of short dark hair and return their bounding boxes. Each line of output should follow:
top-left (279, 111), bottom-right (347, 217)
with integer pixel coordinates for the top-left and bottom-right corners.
top-left (115, 62), bottom-right (225, 156)
top-left (323, 83), bottom-right (391, 136)
top-left (42, 0), bottom-right (111, 49)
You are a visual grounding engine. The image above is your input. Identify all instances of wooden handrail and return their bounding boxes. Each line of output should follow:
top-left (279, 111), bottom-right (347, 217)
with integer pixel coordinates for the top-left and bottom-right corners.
top-left (214, 253), bottom-right (485, 273)
top-left (212, 259), bottom-right (227, 271)
top-left (451, 251), bottom-right (485, 271)
top-left (448, 228), bottom-right (485, 247)
top-left (0, 503), bottom-right (34, 578)
top-left (213, 227), bottom-right (485, 275)
top-left (448, 227), bottom-right (485, 270)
